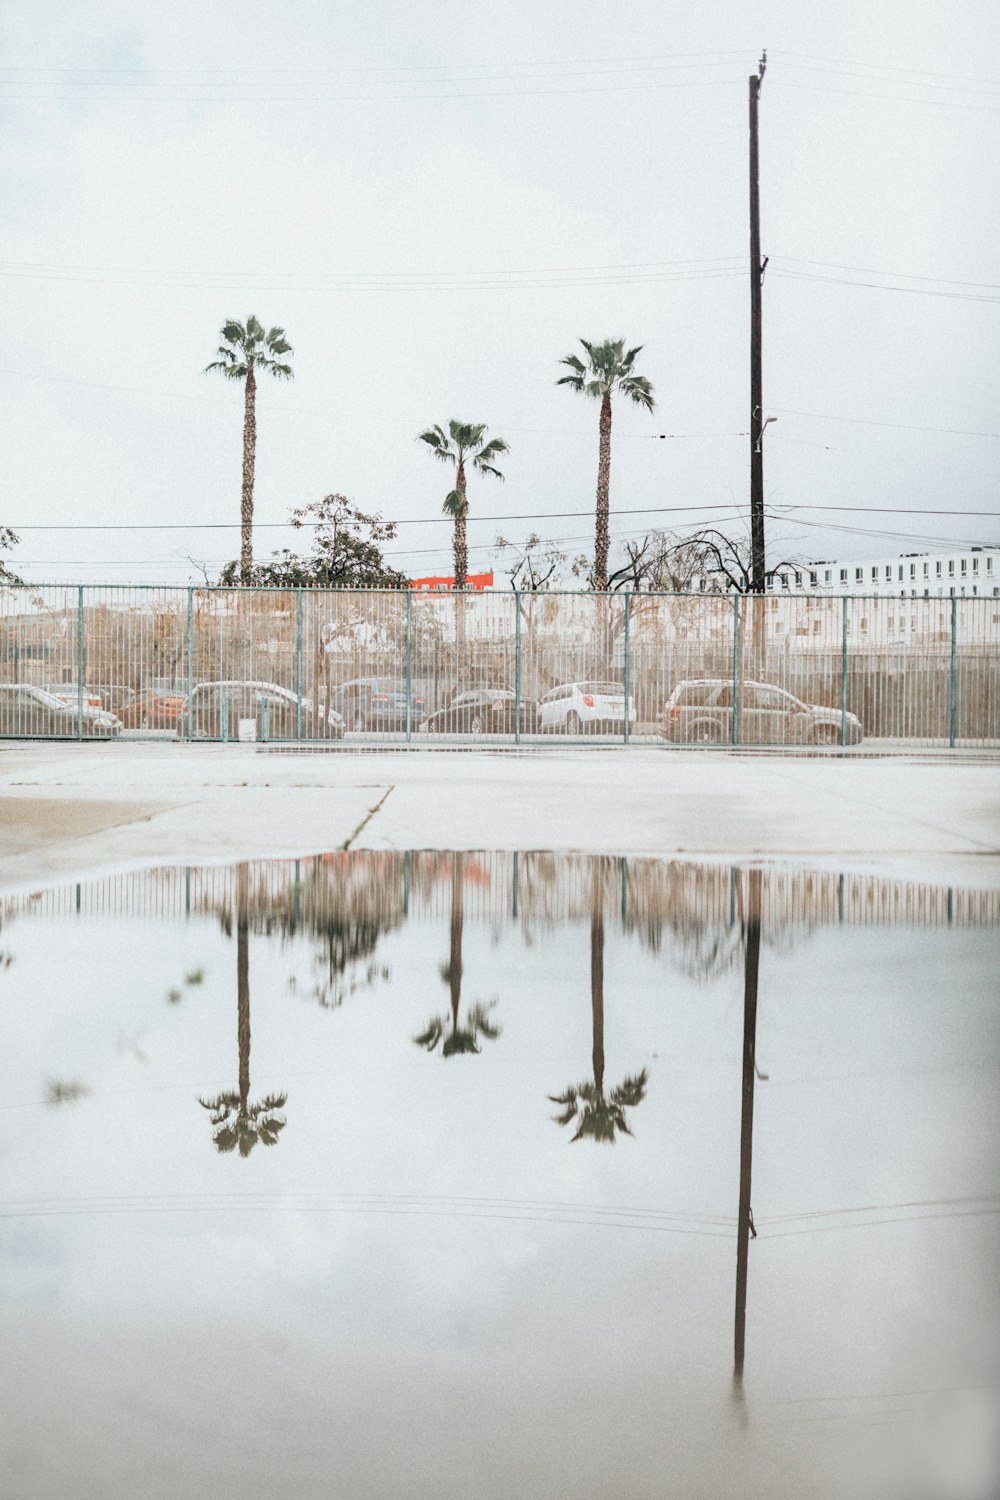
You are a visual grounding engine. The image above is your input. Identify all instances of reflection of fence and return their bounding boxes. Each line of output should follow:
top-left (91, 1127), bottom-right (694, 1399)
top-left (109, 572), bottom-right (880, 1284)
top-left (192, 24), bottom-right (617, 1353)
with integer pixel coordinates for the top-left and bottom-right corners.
top-left (1, 584), bottom-right (999, 745)
top-left (4, 852), bottom-right (998, 935)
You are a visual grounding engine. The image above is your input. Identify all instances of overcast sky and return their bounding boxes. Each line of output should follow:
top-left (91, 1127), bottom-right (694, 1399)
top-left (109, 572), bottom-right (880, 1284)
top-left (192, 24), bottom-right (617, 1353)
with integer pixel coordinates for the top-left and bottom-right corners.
top-left (3, 0), bottom-right (999, 586)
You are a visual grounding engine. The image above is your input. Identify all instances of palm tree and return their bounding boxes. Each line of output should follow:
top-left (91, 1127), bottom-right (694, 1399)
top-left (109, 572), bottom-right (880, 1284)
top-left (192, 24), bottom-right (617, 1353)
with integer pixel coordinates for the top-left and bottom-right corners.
top-left (417, 422), bottom-right (508, 589)
top-left (199, 866), bottom-right (287, 1156)
top-left (205, 317), bottom-right (294, 583)
top-left (556, 339), bottom-right (655, 591)
top-left (550, 860), bottom-right (648, 1142)
top-left (413, 852), bottom-right (502, 1057)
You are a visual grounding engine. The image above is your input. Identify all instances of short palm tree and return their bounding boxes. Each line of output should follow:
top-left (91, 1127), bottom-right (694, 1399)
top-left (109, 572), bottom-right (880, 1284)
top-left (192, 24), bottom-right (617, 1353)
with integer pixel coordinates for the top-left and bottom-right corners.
top-left (413, 852), bottom-right (502, 1057)
top-left (550, 861), bottom-right (648, 1142)
top-left (205, 317), bottom-right (294, 583)
top-left (199, 874), bottom-right (287, 1156)
top-left (417, 421), bottom-right (508, 589)
top-left (556, 339), bottom-right (655, 591)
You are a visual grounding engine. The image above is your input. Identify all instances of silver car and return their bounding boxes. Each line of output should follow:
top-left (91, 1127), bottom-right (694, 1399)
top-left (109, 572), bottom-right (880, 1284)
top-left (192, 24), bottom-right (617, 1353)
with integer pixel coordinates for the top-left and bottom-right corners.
top-left (661, 678), bottom-right (863, 746)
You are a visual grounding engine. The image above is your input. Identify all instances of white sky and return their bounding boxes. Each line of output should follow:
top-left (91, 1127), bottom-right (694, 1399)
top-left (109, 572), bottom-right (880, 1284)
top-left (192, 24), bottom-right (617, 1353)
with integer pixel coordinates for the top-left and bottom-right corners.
top-left (3, 0), bottom-right (999, 585)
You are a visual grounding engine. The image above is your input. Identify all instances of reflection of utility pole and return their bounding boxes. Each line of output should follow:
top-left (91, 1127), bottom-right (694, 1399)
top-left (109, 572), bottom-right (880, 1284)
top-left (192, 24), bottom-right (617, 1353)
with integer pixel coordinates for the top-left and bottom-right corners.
top-left (734, 866), bottom-right (762, 1386)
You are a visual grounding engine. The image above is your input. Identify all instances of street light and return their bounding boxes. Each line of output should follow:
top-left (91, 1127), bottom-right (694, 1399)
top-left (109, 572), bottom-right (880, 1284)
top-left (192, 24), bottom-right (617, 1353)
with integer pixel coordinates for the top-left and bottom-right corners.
top-left (755, 414), bottom-right (778, 453)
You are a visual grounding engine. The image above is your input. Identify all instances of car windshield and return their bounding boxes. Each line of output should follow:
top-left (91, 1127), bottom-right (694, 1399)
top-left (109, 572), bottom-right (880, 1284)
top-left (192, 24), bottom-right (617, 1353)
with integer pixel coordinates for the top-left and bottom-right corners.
top-left (579, 682), bottom-right (625, 695)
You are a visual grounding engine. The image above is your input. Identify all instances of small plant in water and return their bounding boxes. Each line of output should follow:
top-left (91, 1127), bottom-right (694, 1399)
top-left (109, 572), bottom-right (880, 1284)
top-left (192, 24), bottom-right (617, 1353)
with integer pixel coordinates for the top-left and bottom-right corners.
top-left (43, 1078), bottom-right (91, 1106)
top-left (184, 968), bottom-right (205, 986)
top-left (167, 988), bottom-right (182, 1005)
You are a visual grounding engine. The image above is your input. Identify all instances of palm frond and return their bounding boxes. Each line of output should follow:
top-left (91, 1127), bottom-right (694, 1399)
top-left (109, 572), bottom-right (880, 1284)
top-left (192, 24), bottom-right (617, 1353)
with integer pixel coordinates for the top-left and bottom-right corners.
top-left (559, 352), bottom-right (587, 374)
top-left (476, 437), bottom-right (509, 461)
top-left (442, 490), bottom-right (468, 517)
top-left (555, 373), bottom-right (586, 391)
top-left (619, 375), bottom-right (655, 411)
top-left (476, 463), bottom-right (505, 482)
top-left (414, 1017), bottom-right (445, 1051)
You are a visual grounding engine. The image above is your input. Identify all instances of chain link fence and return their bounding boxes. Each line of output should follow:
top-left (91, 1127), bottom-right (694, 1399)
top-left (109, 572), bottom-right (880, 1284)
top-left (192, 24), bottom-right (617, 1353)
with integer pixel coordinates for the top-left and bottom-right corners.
top-left (1, 584), bottom-right (998, 747)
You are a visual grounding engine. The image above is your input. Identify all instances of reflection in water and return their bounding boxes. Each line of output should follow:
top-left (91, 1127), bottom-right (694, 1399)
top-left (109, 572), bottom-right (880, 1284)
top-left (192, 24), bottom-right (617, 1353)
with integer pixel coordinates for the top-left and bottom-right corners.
top-left (550, 859), bottom-right (648, 1142)
top-left (1, 852), bottom-right (998, 1498)
top-left (198, 865), bottom-right (287, 1157)
top-left (734, 867), bottom-right (762, 1390)
top-left (414, 852), bottom-right (502, 1057)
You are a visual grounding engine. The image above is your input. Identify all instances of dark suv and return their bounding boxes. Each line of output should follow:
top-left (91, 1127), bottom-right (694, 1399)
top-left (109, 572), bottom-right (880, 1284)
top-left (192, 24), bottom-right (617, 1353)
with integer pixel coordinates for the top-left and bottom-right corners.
top-left (327, 677), bottom-right (425, 732)
top-left (176, 682), bottom-right (344, 740)
top-left (660, 678), bottom-right (863, 745)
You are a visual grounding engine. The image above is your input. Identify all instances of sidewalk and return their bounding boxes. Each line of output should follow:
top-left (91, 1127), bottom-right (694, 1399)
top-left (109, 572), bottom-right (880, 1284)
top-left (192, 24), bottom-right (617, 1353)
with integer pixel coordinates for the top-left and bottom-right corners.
top-left (1, 741), bottom-right (998, 894)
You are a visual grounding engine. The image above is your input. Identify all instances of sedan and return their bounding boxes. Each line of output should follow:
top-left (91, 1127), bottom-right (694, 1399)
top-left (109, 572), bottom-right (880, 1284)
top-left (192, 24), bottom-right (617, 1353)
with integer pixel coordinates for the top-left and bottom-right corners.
top-left (0, 683), bottom-right (122, 737)
top-left (176, 681), bottom-right (345, 740)
top-left (538, 680), bottom-right (637, 735)
top-left (419, 688), bottom-right (539, 736)
top-left (120, 690), bottom-right (186, 729)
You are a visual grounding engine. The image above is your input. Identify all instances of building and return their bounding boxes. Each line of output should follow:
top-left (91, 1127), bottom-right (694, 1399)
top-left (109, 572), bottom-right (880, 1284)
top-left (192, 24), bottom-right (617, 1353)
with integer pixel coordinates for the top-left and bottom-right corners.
top-left (410, 572), bottom-right (494, 592)
top-left (765, 546), bottom-right (1000, 599)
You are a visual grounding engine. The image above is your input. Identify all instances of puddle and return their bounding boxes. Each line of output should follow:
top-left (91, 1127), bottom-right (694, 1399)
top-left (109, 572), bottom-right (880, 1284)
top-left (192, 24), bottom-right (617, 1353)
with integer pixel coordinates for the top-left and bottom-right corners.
top-left (1, 853), bottom-right (999, 1499)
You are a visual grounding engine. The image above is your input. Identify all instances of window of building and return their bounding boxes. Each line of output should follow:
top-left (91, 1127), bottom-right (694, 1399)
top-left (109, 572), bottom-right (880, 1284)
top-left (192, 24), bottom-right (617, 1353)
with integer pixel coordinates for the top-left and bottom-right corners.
top-left (809, 570), bottom-right (817, 586)
top-left (824, 569), bottom-right (832, 583)
top-left (794, 571), bottom-right (802, 587)
top-left (936, 561), bottom-right (942, 576)
top-left (909, 563), bottom-right (916, 579)
top-left (924, 589), bottom-right (929, 598)
top-left (780, 574), bottom-right (789, 589)
top-left (898, 564), bottom-right (904, 581)
top-left (950, 586), bottom-right (955, 596)
top-left (988, 557), bottom-right (994, 573)
top-left (973, 585), bottom-right (978, 596)
top-left (961, 558), bottom-right (967, 575)
top-left (972, 557), bottom-right (979, 573)
top-left (871, 566), bottom-right (878, 582)
top-left (839, 569), bottom-right (847, 584)
top-left (923, 562), bottom-right (929, 578)
top-left (855, 568), bottom-right (863, 583)
top-left (884, 565), bottom-right (892, 580)
top-left (949, 559), bottom-right (955, 575)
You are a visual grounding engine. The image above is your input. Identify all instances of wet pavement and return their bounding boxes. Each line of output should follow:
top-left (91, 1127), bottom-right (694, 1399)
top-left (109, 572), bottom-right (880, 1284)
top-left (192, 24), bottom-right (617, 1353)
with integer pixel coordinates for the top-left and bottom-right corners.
top-left (1, 852), bottom-right (998, 1498)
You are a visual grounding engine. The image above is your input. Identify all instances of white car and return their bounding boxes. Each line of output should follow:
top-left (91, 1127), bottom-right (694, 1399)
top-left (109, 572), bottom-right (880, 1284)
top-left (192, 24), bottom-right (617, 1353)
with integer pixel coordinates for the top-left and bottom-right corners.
top-left (538, 680), bottom-right (636, 735)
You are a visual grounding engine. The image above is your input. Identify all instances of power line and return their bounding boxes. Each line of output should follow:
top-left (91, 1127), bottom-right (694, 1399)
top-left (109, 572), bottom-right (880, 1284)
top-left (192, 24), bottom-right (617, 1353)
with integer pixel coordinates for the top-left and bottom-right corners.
top-left (774, 255), bottom-right (1000, 292)
top-left (8, 502), bottom-right (998, 533)
top-left (773, 407), bottom-right (1000, 440)
top-left (772, 268), bottom-right (1000, 304)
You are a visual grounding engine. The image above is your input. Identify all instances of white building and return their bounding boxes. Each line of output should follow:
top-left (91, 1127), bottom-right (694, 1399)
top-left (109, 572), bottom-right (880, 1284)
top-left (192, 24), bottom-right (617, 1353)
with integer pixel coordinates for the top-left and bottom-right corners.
top-left (766, 545), bottom-right (1000, 599)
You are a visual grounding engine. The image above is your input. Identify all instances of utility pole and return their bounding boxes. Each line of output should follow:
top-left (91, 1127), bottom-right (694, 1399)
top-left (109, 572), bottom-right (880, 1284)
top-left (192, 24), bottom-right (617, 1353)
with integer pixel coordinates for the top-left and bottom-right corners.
top-left (749, 51), bottom-right (767, 593)
top-left (733, 866), bottom-right (762, 1386)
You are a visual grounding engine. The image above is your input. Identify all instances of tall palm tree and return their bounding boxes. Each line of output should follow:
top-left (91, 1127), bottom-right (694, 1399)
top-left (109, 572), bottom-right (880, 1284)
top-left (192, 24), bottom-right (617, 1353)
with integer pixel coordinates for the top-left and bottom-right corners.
top-left (199, 866), bottom-right (287, 1156)
top-left (556, 339), bottom-right (655, 591)
top-left (205, 317), bottom-right (294, 583)
top-left (550, 860), bottom-right (648, 1142)
top-left (413, 852), bottom-right (502, 1057)
top-left (417, 421), bottom-right (508, 589)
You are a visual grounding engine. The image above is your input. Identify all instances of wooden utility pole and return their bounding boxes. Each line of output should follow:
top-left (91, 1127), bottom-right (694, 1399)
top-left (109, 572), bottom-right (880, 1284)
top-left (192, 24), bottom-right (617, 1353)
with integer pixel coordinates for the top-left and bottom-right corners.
top-left (749, 51), bottom-right (767, 594)
top-left (734, 866), bottom-right (762, 1384)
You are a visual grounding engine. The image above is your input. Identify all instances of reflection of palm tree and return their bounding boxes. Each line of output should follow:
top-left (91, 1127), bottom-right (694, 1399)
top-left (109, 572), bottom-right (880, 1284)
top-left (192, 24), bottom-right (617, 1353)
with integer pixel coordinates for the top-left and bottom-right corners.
top-left (550, 862), bottom-right (648, 1142)
top-left (200, 866), bottom-right (287, 1156)
top-left (413, 852), bottom-right (502, 1058)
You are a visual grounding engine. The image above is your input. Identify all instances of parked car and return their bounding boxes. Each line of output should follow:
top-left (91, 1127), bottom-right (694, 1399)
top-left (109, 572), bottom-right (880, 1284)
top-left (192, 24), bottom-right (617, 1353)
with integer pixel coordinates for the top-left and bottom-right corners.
top-left (660, 678), bottom-right (864, 745)
top-left (120, 689), bottom-right (186, 729)
top-left (92, 684), bottom-right (137, 714)
top-left (43, 683), bottom-right (105, 711)
top-left (176, 681), bottom-right (344, 740)
top-left (0, 683), bottom-right (122, 737)
top-left (419, 687), bottom-right (539, 735)
top-left (538, 680), bottom-right (637, 735)
top-left (327, 676), bottom-right (425, 732)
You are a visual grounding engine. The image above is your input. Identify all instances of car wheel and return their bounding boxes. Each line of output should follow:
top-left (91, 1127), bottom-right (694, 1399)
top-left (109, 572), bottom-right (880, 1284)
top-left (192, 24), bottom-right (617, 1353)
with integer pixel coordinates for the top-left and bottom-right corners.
top-left (566, 711), bottom-right (581, 735)
top-left (141, 713), bottom-right (151, 729)
top-left (688, 720), bottom-right (724, 744)
top-left (811, 724), bottom-right (842, 745)
top-left (353, 711), bottom-right (366, 732)
top-left (470, 713), bottom-right (483, 735)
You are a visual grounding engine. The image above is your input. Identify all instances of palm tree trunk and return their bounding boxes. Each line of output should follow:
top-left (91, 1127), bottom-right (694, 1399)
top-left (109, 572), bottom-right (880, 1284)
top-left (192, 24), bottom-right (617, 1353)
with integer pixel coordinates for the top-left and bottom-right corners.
top-left (240, 365), bottom-right (257, 584)
top-left (237, 865), bottom-right (250, 1114)
top-left (591, 870), bottom-right (605, 1096)
top-left (454, 462), bottom-right (468, 589)
top-left (449, 851), bottom-right (464, 1031)
top-left (594, 393), bottom-right (612, 592)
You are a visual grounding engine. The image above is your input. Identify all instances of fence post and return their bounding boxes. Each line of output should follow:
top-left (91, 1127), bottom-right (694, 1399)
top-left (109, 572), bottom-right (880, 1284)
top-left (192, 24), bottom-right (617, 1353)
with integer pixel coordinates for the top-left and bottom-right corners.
top-left (186, 588), bottom-right (194, 742)
top-left (949, 593), bottom-right (958, 748)
top-left (514, 590), bottom-right (522, 746)
top-left (220, 697), bottom-right (229, 743)
top-left (77, 586), bottom-right (85, 740)
top-left (295, 588), bottom-right (303, 743)
top-left (840, 596), bottom-right (849, 747)
top-left (731, 592), bottom-right (740, 745)
top-left (260, 696), bottom-right (269, 743)
top-left (405, 590), bottom-right (413, 744)
top-left (623, 591), bottom-right (631, 744)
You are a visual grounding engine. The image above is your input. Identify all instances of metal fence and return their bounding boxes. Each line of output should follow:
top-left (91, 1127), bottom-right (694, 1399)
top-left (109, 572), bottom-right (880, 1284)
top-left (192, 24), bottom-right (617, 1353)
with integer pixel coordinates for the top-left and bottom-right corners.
top-left (1, 583), bottom-right (999, 747)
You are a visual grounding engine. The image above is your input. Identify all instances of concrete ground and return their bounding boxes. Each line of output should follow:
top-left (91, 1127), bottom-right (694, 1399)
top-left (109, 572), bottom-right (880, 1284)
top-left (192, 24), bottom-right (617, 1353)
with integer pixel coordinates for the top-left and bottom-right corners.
top-left (1, 741), bottom-right (998, 893)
